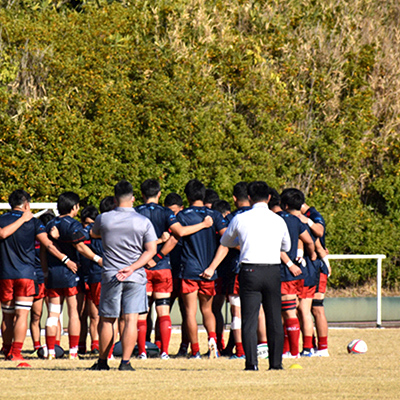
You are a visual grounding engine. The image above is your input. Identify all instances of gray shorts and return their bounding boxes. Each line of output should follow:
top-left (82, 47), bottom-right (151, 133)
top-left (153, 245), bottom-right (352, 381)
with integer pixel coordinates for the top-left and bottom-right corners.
top-left (99, 278), bottom-right (148, 318)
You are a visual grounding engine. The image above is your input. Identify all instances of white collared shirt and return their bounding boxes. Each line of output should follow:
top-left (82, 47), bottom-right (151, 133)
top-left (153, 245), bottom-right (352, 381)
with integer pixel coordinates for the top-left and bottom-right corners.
top-left (221, 202), bottom-right (291, 264)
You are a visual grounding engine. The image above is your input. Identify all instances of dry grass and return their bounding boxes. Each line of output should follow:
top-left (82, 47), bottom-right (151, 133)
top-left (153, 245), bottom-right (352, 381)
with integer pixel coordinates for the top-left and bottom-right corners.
top-left (0, 328), bottom-right (398, 400)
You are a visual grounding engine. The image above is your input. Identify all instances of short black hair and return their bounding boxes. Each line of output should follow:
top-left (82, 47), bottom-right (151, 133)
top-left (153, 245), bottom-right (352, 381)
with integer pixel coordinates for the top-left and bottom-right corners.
top-left (99, 196), bottom-right (115, 213)
top-left (164, 193), bottom-right (183, 208)
top-left (280, 188), bottom-right (305, 211)
top-left (212, 200), bottom-right (231, 215)
top-left (39, 210), bottom-right (55, 226)
top-left (247, 181), bottom-right (270, 203)
top-left (81, 205), bottom-right (99, 223)
top-left (204, 189), bottom-right (219, 205)
top-left (233, 182), bottom-right (248, 201)
top-left (9, 190), bottom-right (31, 209)
top-left (268, 188), bottom-right (281, 209)
top-left (184, 179), bottom-right (206, 203)
top-left (114, 180), bottom-right (133, 203)
top-left (57, 192), bottom-right (80, 215)
top-left (141, 179), bottom-right (161, 199)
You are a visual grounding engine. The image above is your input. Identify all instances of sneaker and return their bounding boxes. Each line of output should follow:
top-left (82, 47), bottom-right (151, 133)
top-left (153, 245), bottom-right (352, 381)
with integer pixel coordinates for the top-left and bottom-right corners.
top-left (47, 353), bottom-right (56, 360)
top-left (300, 349), bottom-right (315, 357)
top-left (87, 361), bottom-right (110, 371)
top-left (175, 345), bottom-right (188, 358)
top-left (118, 362), bottom-right (135, 371)
top-left (230, 354), bottom-right (245, 359)
top-left (282, 351), bottom-right (300, 359)
top-left (69, 353), bottom-right (79, 360)
top-left (138, 352), bottom-right (147, 360)
top-left (90, 348), bottom-right (100, 356)
top-left (160, 352), bottom-right (170, 360)
top-left (208, 338), bottom-right (219, 359)
top-left (315, 349), bottom-right (330, 357)
top-left (189, 351), bottom-right (201, 359)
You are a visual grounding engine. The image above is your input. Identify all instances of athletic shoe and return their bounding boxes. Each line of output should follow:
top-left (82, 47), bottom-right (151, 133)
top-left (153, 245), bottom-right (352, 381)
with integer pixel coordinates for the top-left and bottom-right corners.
top-left (315, 349), bottom-right (330, 357)
top-left (175, 348), bottom-right (188, 358)
top-left (138, 352), bottom-right (147, 360)
top-left (69, 353), bottom-right (79, 360)
top-left (189, 351), bottom-right (201, 359)
top-left (208, 338), bottom-right (219, 359)
top-left (87, 361), bottom-right (110, 371)
top-left (6, 353), bottom-right (25, 361)
top-left (160, 352), bottom-right (170, 360)
top-left (47, 353), bottom-right (56, 360)
top-left (90, 348), bottom-right (100, 356)
top-left (300, 349), bottom-right (315, 357)
top-left (230, 354), bottom-right (245, 359)
top-left (30, 349), bottom-right (39, 358)
top-left (282, 351), bottom-right (300, 359)
top-left (220, 347), bottom-right (233, 358)
top-left (118, 362), bottom-right (135, 371)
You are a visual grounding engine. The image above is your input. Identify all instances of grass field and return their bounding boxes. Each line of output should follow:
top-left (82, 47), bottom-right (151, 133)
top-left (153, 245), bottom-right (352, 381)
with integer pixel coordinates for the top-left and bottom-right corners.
top-left (0, 328), bottom-right (398, 400)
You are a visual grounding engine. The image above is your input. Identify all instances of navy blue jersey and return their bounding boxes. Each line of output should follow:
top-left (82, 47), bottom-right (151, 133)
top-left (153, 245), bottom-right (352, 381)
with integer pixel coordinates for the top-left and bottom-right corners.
top-left (135, 202), bottom-right (179, 271)
top-left (34, 240), bottom-right (45, 284)
top-left (81, 223), bottom-right (103, 285)
top-left (0, 210), bottom-right (45, 280)
top-left (177, 206), bottom-right (228, 281)
top-left (45, 216), bottom-right (84, 289)
top-left (303, 224), bottom-right (320, 287)
top-left (220, 207), bottom-right (252, 278)
top-left (304, 207), bottom-right (326, 249)
top-left (277, 211), bottom-right (306, 282)
top-left (169, 240), bottom-right (183, 279)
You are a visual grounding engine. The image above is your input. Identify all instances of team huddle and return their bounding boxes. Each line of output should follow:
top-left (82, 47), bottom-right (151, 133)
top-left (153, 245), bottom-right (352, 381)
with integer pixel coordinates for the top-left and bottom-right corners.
top-left (0, 178), bottom-right (330, 371)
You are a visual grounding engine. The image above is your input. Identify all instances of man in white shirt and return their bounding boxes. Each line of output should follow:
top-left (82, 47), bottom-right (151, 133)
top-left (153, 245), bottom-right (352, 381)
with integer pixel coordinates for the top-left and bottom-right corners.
top-left (220, 181), bottom-right (290, 371)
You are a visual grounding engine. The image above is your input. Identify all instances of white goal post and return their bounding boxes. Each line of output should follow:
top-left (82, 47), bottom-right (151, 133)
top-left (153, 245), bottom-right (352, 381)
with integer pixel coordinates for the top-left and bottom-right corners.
top-left (327, 254), bottom-right (387, 327)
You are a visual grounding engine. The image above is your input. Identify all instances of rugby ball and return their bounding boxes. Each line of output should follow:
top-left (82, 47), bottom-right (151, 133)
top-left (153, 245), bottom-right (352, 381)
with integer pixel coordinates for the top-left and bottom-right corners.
top-left (37, 344), bottom-right (65, 359)
top-left (114, 340), bottom-right (160, 358)
top-left (257, 343), bottom-right (269, 359)
top-left (347, 339), bottom-right (367, 354)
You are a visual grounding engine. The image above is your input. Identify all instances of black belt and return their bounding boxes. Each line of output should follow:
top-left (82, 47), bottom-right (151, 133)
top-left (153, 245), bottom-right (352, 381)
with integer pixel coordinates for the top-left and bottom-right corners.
top-left (240, 263), bottom-right (280, 267)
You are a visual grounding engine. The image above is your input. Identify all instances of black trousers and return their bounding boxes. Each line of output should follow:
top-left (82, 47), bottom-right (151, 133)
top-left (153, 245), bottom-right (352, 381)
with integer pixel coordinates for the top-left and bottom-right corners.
top-left (239, 263), bottom-right (284, 369)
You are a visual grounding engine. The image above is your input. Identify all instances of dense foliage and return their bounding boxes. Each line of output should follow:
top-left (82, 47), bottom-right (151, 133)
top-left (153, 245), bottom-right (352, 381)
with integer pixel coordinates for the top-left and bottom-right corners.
top-left (1, 0), bottom-right (400, 288)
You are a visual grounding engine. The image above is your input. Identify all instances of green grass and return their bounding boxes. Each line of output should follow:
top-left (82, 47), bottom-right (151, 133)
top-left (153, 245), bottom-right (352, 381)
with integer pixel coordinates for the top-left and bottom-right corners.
top-left (0, 328), bottom-right (398, 399)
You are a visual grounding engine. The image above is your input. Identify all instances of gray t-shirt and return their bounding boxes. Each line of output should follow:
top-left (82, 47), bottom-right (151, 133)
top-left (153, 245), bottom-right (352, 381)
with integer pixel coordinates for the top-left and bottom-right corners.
top-left (92, 207), bottom-right (157, 284)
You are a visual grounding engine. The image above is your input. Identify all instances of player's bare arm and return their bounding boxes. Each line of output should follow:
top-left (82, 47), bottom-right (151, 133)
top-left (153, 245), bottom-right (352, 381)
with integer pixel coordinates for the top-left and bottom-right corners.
top-left (169, 215), bottom-right (213, 238)
top-left (36, 232), bottom-right (79, 274)
top-left (116, 240), bottom-right (157, 281)
top-left (74, 241), bottom-right (103, 268)
top-left (281, 251), bottom-right (302, 277)
top-left (200, 242), bottom-right (229, 280)
top-left (297, 213), bottom-right (324, 238)
top-left (0, 209), bottom-right (34, 239)
top-left (299, 230), bottom-right (317, 261)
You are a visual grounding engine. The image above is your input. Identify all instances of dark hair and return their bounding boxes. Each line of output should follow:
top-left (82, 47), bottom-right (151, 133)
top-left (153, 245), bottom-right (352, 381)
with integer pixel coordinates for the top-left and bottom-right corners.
top-left (39, 210), bottom-right (55, 226)
top-left (247, 181), bottom-right (270, 203)
top-left (280, 188), bottom-right (305, 211)
top-left (204, 188), bottom-right (219, 205)
top-left (184, 179), bottom-right (206, 203)
top-left (268, 188), bottom-right (281, 209)
top-left (233, 182), bottom-right (248, 201)
top-left (81, 205), bottom-right (99, 223)
top-left (164, 192), bottom-right (183, 208)
top-left (9, 190), bottom-right (31, 209)
top-left (212, 200), bottom-right (231, 215)
top-left (114, 180), bottom-right (133, 202)
top-left (57, 192), bottom-right (80, 215)
top-left (99, 196), bottom-right (115, 213)
top-left (141, 179), bottom-right (161, 199)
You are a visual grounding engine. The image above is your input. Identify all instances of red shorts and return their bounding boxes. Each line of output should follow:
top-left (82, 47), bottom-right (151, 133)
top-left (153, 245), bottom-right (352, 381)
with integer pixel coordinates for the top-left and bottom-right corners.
top-left (34, 283), bottom-right (46, 301)
top-left (281, 279), bottom-right (304, 296)
top-left (214, 277), bottom-right (224, 296)
top-left (146, 269), bottom-right (173, 293)
top-left (181, 279), bottom-right (216, 296)
top-left (227, 274), bottom-right (240, 296)
top-left (88, 282), bottom-right (102, 307)
top-left (298, 285), bottom-right (316, 300)
top-left (0, 279), bottom-right (36, 302)
top-left (46, 286), bottom-right (79, 298)
top-left (316, 273), bottom-right (328, 294)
